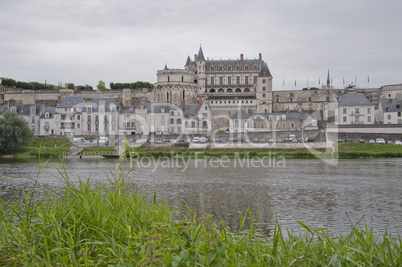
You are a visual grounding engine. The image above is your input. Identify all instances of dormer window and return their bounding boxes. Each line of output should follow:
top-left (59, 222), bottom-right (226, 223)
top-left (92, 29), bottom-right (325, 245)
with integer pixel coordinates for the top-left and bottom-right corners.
top-left (30, 107), bottom-right (36, 114)
top-left (45, 113), bottom-right (49, 118)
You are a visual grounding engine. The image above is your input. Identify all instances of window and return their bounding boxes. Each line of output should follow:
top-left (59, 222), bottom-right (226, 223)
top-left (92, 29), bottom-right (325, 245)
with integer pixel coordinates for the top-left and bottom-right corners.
top-left (191, 121), bottom-right (196, 128)
top-left (219, 77), bottom-right (223, 85)
top-left (131, 122), bottom-right (135, 127)
top-left (262, 79), bottom-right (266, 84)
top-left (87, 115), bottom-right (91, 122)
top-left (291, 123), bottom-right (294, 128)
top-left (355, 108), bottom-right (359, 114)
top-left (367, 108), bottom-right (371, 114)
top-left (170, 127), bottom-right (174, 134)
top-left (263, 93), bottom-right (266, 98)
top-left (211, 77), bottom-right (214, 85)
top-left (282, 123), bottom-right (286, 128)
top-left (343, 116), bottom-right (347, 122)
top-left (31, 117), bottom-right (35, 123)
top-left (45, 113), bottom-right (49, 118)
top-left (111, 115), bottom-right (116, 123)
top-left (354, 116), bottom-right (359, 123)
top-left (368, 116), bottom-right (371, 122)
top-left (398, 112), bottom-right (401, 117)
top-left (245, 77), bottom-right (248, 85)
top-left (77, 124), bottom-right (80, 129)
top-left (254, 76), bottom-right (257, 84)
top-left (123, 122), bottom-right (126, 127)
top-left (161, 115), bottom-right (165, 122)
top-left (104, 124), bottom-right (107, 131)
top-left (202, 121), bottom-right (207, 128)
top-left (235, 120), bottom-right (239, 128)
top-left (388, 114), bottom-right (391, 119)
top-left (176, 118), bottom-right (182, 124)
top-left (228, 77), bottom-right (231, 85)
top-left (170, 111), bottom-right (174, 116)
top-left (343, 108), bottom-right (347, 114)
top-left (262, 87), bottom-right (266, 91)
top-left (236, 76), bottom-right (240, 84)
top-left (87, 124), bottom-right (91, 131)
top-left (170, 118), bottom-right (174, 124)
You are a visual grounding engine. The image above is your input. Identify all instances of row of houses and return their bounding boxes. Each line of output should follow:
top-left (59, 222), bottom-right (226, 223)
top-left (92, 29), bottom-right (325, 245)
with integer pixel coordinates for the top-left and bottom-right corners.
top-left (1, 94), bottom-right (400, 138)
top-left (0, 96), bottom-right (318, 137)
top-left (335, 94), bottom-right (402, 125)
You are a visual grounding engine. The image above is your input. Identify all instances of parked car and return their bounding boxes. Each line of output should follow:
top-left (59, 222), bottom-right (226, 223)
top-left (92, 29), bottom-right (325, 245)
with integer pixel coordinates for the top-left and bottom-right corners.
top-left (99, 137), bottom-right (109, 145)
top-left (191, 137), bottom-right (200, 143)
top-left (394, 140), bottom-right (402, 145)
top-left (369, 139), bottom-right (376, 144)
top-left (344, 138), bottom-right (353, 143)
top-left (252, 138), bottom-right (259, 143)
top-left (268, 138), bottom-right (275, 143)
top-left (259, 138), bottom-right (266, 143)
top-left (358, 139), bottom-right (365, 143)
top-left (199, 137), bottom-right (208, 143)
top-left (70, 137), bottom-right (86, 144)
top-left (376, 138), bottom-right (386, 144)
top-left (135, 139), bottom-right (147, 144)
top-left (244, 138), bottom-right (251, 143)
top-left (305, 137), bottom-right (314, 142)
top-left (386, 140), bottom-right (393, 145)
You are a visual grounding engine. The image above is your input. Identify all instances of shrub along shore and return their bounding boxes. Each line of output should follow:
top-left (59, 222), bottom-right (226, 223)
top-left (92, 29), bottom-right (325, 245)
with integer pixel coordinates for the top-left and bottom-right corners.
top-left (0, 161), bottom-right (401, 265)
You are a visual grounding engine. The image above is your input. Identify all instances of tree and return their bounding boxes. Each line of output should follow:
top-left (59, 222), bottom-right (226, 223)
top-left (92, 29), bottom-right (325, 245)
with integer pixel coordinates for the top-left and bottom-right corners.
top-left (1, 78), bottom-right (16, 87)
top-left (0, 111), bottom-right (33, 154)
top-left (97, 80), bottom-right (106, 90)
top-left (66, 83), bottom-right (75, 90)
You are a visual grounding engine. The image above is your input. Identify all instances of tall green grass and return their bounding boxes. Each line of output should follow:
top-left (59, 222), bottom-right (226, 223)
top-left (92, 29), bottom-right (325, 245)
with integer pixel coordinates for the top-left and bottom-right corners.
top-left (1, 158), bottom-right (401, 265)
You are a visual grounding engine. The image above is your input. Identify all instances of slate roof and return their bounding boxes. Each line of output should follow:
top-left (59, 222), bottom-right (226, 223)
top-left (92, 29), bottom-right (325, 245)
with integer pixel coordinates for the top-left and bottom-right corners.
top-left (258, 62), bottom-right (273, 78)
top-left (85, 98), bottom-right (119, 112)
top-left (197, 46), bottom-right (205, 61)
top-left (40, 107), bottom-right (55, 118)
top-left (3, 103), bottom-right (43, 116)
top-left (231, 109), bottom-right (250, 120)
top-left (338, 94), bottom-right (373, 106)
top-left (379, 98), bottom-right (402, 112)
top-left (57, 96), bottom-right (85, 108)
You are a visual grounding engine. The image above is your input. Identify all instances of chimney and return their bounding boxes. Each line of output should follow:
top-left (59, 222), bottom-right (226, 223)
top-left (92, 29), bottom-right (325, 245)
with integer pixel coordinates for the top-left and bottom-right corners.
top-left (259, 53), bottom-right (262, 62)
top-left (240, 54), bottom-right (244, 64)
top-left (199, 95), bottom-right (202, 107)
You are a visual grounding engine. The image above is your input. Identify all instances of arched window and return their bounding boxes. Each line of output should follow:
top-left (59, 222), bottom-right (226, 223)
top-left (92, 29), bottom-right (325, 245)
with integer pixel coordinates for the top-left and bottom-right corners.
top-left (181, 76), bottom-right (184, 82)
top-left (227, 88), bottom-right (233, 92)
top-left (244, 88), bottom-right (250, 92)
top-left (218, 88), bottom-right (224, 93)
top-left (210, 88), bottom-right (216, 93)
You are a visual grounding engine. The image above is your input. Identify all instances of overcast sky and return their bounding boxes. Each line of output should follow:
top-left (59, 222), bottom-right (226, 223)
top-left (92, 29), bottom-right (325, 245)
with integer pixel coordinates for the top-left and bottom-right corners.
top-left (1, 0), bottom-right (401, 91)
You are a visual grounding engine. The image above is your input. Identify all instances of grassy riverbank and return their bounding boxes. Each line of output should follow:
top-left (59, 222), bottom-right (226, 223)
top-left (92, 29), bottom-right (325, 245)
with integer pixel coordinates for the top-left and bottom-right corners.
top-left (7, 137), bottom-right (402, 159)
top-left (0, 162), bottom-right (401, 265)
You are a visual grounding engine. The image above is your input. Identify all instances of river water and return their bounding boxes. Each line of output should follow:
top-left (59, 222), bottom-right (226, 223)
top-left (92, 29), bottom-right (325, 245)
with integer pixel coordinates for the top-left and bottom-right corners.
top-left (0, 157), bottom-right (401, 236)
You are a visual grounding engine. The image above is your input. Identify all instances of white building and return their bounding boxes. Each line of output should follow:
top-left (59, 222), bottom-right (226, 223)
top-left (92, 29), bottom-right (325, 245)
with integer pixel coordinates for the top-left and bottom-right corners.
top-left (376, 98), bottom-right (402, 124)
top-left (336, 94), bottom-right (375, 125)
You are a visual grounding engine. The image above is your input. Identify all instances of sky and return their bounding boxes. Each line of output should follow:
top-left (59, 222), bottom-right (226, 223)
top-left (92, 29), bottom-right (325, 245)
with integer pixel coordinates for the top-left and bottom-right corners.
top-left (1, 0), bottom-right (401, 91)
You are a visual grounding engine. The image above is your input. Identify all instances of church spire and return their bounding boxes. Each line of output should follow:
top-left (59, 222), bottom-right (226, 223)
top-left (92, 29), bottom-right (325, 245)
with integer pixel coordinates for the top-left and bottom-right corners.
top-left (326, 69), bottom-right (330, 88)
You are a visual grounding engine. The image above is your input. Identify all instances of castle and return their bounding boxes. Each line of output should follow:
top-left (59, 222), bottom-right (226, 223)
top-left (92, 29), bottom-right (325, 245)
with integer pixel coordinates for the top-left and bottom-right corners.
top-left (1, 47), bottom-right (402, 138)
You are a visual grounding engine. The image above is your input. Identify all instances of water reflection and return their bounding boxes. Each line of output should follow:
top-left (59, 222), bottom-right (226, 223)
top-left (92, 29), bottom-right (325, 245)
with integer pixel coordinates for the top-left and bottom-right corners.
top-left (0, 157), bottom-right (401, 235)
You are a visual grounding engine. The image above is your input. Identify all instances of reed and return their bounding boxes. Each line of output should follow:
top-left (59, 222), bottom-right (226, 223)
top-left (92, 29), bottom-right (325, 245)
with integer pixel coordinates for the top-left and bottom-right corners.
top-left (0, 157), bottom-right (401, 265)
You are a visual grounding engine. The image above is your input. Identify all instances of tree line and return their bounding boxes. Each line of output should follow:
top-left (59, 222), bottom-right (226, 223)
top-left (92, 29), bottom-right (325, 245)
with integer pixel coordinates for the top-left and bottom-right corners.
top-left (109, 81), bottom-right (153, 90)
top-left (1, 78), bottom-right (154, 91)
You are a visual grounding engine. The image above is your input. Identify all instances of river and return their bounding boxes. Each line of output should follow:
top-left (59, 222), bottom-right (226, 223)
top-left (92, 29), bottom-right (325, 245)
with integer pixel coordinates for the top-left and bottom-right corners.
top-left (1, 157), bottom-right (401, 236)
